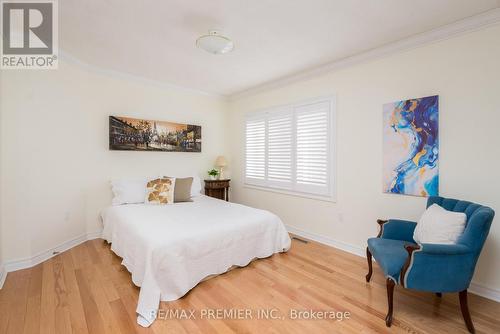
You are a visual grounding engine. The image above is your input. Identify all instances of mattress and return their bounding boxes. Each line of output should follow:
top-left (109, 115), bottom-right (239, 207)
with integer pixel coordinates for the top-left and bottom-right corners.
top-left (100, 195), bottom-right (291, 327)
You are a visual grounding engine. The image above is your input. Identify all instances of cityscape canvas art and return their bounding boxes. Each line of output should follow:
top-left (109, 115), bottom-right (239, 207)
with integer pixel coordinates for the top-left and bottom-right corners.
top-left (109, 116), bottom-right (201, 152)
top-left (382, 95), bottom-right (439, 197)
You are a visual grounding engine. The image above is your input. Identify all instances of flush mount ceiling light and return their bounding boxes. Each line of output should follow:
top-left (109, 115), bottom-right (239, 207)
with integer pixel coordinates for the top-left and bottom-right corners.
top-left (196, 30), bottom-right (234, 55)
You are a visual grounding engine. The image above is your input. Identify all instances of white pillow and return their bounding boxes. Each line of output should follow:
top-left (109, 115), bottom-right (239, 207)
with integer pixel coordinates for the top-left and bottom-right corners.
top-left (413, 204), bottom-right (466, 245)
top-left (111, 179), bottom-right (147, 205)
top-left (190, 175), bottom-right (202, 197)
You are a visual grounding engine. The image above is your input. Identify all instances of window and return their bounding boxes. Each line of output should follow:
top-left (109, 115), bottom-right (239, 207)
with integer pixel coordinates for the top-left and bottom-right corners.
top-left (245, 97), bottom-right (335, 199)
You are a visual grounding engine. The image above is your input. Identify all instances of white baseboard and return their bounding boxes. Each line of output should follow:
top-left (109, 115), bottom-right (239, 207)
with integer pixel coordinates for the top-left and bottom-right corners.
top-left (3, 230), bottom-right (102, 275)
top-left (286, 225), bottom-right (500, 303)
top-left (0, 264), bottom-right (6, 289)
top-left (469, 282), bottom-right (500, 303)
top-left (286, 225), bottom-right (366, 258)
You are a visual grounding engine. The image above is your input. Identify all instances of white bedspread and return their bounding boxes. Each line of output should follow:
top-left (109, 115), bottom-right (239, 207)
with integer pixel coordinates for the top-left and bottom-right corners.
top-left (100, 195), bottom-right (291, 327)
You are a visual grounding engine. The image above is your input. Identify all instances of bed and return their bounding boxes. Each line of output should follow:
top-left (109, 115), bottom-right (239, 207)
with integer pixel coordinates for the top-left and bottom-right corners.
top-left (100, 195), bottom-right (291, 327)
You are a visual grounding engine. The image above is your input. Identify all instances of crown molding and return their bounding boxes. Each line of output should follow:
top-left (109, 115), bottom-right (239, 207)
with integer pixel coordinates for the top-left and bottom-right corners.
top-left (53, 8), bottom-right (500, 101)
top-left (59, 50), bottom-right (228, 100)
top-left (229, 8), bottom-right (500, 101)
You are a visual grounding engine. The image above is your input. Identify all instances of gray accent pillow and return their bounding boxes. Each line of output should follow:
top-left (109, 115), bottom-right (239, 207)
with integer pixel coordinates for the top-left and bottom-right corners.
top-left (173, 177), bottom-right (193, 202)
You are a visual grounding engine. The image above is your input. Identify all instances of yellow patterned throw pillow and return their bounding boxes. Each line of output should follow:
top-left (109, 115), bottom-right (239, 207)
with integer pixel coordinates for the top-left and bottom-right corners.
top-left (145, 177), bottom-right (175, 205)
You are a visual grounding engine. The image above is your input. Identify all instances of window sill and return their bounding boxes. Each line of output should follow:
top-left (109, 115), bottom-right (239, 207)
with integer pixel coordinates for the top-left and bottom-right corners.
top-left (243, 184), bottom-right (336, 203)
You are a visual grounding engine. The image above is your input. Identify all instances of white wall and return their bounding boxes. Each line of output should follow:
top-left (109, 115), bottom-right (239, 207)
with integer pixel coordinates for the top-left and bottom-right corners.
top-left (228, 24), bottom-right (500, 293)
top-left (0, 60), bottom-right (228, 263)
top-left (0, 74), bottom-right (4, 284)
top-left (1, 22), bottom-right (499, 297)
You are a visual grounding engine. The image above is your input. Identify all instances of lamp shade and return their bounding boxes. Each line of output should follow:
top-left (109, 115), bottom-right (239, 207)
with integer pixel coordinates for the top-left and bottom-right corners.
top-left (215, 156), bottom-right (227, 167)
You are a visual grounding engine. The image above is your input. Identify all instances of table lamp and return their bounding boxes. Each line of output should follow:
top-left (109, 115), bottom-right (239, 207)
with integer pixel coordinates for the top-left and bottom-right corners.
top-left (215, 156), bottom-right (227, 179)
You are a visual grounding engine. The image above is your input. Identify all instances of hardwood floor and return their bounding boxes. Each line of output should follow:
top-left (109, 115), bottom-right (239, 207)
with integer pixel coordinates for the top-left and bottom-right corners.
top-left (1, 237), bottom-right (499, 333)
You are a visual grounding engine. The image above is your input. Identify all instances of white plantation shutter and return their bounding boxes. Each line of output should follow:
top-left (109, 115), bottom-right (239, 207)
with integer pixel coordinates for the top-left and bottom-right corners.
top-left (245, 97), bottom-right (334, 199)
top-left (267, 110), bottom-right (293, 188)
top-left (295, 101), bottom-right (331, 195)
top-left (245, 117), bottom-right (266, 185)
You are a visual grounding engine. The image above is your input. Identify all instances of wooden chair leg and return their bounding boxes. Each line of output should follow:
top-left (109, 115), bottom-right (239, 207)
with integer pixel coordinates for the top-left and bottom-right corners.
top-left (435, 292), bottom-right (442, 297)
top-left (385, 278), bottom-right (395, 327)
top-left (365, 247), bottom-right (373, 282)
top-left (459, 290), bottom-right (475, 333)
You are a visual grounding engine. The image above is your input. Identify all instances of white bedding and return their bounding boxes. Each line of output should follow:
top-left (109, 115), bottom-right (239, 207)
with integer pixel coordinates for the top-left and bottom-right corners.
top-left (100, 195), bottom-right (291, 327)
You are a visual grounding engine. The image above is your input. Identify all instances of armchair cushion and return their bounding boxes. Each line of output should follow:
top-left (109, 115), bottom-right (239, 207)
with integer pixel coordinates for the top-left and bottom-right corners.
top-left (367, 238), bottom-right (417, 281)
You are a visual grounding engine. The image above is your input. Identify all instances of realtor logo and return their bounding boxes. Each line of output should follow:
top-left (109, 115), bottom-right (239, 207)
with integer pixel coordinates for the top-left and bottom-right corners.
top-left (1, 0), bottom-right (58, 69)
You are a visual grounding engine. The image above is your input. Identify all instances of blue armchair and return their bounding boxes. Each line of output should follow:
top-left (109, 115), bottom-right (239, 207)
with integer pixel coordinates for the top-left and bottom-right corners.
top-left (366, 196), bottom-right (495, 333)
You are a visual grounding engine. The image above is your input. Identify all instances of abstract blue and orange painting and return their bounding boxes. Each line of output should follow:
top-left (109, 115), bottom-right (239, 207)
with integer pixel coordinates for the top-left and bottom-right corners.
top-left (383, 95), bottom-right (439, 197)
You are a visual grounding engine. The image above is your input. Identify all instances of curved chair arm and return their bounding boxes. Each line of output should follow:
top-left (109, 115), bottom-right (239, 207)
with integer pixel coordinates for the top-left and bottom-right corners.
top-left (377, 219), bottom-right (417, 243)
top-left (418, 243), bottom-right (471, 255)
top-left (400, 243), bottom-right (475, 292)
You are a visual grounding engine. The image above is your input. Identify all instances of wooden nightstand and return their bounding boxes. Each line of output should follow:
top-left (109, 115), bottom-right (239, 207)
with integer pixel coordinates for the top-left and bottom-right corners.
top-left (204, 179), bottom-right (230, 201)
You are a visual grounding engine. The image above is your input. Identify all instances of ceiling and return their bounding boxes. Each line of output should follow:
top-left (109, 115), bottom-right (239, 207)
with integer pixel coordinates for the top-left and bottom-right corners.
top-left (60, 0), bottom-right (500, 97)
